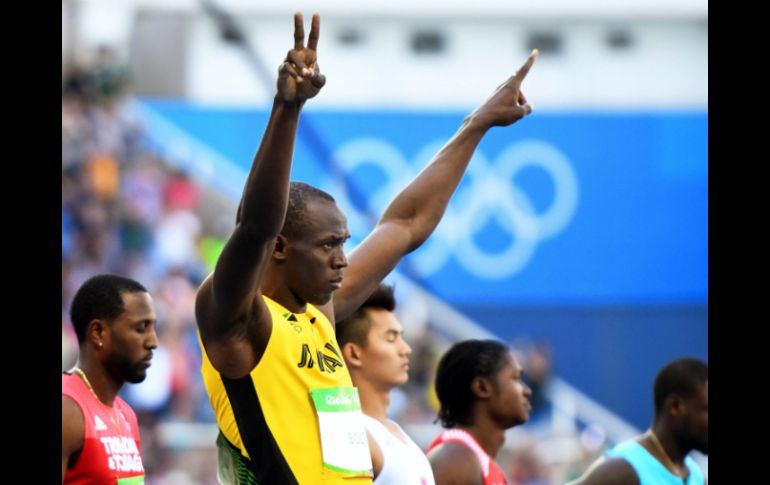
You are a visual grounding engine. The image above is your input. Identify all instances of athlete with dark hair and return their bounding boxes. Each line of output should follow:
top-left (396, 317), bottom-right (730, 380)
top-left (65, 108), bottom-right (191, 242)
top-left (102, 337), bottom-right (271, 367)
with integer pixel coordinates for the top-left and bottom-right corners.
top-left (337, 284), bottom-right (435, 485)
top-left (568, 357), bottom-right (708, 485)
top-left (62, 273), bottom-right (158, 484)
top-left (427, 340), bottom-right (532, 485)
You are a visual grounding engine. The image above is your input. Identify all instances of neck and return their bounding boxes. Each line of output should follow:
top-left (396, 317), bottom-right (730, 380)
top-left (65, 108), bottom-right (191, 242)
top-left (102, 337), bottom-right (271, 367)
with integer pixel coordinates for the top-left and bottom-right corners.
top-left (650, 421), bottom-right (688, 465)
top-left (73, 355), bottom-right (122, 407)
top-left (262, 270), bottom-right (308, 314)
top-left (460, 410), bottom-right (506, 458)
top-left (355, 376), bottom-right (391, 422)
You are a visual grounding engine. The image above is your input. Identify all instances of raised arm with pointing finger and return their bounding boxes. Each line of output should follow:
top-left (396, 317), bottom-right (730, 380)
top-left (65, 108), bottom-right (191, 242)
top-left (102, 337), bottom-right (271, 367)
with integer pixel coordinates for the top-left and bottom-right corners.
top-left (325, 48), bottom-right (539, 322)
top-left (195, 12), bottom-right (539, 485)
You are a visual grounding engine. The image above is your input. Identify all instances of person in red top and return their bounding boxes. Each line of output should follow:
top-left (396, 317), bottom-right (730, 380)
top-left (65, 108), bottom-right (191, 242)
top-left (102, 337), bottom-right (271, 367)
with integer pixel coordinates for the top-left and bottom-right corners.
top-left (427, 340), bottom-right (532, 485)
top-left (62, 274), bottom-right (159, 484)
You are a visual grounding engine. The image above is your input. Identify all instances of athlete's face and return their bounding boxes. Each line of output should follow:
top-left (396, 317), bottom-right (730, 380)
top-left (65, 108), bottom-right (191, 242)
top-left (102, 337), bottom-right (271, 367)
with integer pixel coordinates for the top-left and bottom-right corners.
top-left (487, 352), bottom-right (532, 428)
top-left (104, 291), bottom-right (158, 384)
top-left (284, 199), bottom-right (349, 306)
top-left (358, 309), bottom-right (412, 389)
top-left (679, 382), bottom-right (708, 454)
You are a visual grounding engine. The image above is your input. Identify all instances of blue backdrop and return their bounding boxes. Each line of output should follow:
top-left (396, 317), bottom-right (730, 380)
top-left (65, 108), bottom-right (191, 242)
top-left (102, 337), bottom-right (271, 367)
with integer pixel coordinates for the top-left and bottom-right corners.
top-left (138, 99), bottom-right (708, 429)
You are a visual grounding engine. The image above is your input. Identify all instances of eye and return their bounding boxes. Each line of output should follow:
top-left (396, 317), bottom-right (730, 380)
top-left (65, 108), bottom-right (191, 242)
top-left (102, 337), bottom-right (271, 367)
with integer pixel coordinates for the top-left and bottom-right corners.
top-left (323, 242), bottom-right (334, 249)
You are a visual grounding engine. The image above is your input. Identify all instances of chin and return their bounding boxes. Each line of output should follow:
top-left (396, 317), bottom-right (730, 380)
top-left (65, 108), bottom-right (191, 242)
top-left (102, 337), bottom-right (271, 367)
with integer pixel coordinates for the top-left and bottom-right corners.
top-left (126, 370), bottom-right (148, 384)
top-left (312, 291), bottom-right (334, 306)
top-left (512, 411), bottom-right (530, 426)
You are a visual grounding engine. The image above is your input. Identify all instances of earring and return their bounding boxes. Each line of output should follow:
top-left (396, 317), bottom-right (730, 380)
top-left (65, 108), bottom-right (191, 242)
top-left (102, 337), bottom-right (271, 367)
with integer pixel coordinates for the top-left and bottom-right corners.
top-left (97, 341), bottom-right (103, 348)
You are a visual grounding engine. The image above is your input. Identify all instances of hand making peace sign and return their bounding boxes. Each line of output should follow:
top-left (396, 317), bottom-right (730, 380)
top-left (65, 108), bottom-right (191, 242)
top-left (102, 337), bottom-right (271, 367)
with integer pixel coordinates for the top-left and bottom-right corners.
top-left (277, 12), bottom-right (326, 103)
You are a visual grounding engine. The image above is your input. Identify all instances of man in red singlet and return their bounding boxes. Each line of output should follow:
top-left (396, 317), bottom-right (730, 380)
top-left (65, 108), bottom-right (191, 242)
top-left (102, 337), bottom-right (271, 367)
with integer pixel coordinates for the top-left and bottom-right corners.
top-left (427, 340), bottom-right (532, 485)
top-left (62, 274), bottom-right (158, 484)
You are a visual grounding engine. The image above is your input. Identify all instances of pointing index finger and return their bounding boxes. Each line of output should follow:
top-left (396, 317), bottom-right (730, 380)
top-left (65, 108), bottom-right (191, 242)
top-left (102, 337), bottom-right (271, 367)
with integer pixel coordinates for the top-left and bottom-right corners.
top-left (307, 13), bottom-right (321, 51)
top-left (294, 12), bottom-right (305, 50)
top-left (513, 49), bottom-right (539, 89)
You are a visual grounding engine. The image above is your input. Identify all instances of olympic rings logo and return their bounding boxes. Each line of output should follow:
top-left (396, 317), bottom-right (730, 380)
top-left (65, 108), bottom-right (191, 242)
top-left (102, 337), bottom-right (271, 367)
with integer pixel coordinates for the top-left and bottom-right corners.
top-left (320, 137), bottom-right (579, 280)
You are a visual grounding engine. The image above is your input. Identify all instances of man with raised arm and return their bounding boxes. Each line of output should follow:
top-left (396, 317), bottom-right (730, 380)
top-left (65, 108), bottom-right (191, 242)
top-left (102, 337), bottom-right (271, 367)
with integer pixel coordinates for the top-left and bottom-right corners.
top-left (195, 11), bottom-right (539, 485)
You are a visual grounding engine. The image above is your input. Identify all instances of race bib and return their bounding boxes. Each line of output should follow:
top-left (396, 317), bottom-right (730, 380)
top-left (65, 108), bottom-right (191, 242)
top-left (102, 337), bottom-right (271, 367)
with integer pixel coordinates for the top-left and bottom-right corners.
top-left (310, 386), bottom-right (373, 478)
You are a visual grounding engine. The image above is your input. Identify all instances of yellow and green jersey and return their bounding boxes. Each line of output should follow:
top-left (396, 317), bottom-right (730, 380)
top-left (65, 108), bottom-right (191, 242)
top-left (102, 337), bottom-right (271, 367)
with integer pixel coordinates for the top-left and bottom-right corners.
top-left (200, 295), bottom-right (373, 485)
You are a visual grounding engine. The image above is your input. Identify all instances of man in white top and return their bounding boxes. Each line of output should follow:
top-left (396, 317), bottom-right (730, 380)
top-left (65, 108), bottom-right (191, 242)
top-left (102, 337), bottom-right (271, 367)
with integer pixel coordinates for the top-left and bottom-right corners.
top-left (336, 284), bottom-right (435, 485)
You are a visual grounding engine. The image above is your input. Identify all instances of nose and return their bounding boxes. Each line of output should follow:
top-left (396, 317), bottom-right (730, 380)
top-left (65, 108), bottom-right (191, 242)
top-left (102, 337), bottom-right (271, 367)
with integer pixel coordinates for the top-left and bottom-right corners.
top-left (333, 248), bottom-right (348, 269)
top-left (146, 326), bottom-right (159, 350)
top-left (523, 381), bottom-right (533, 397)
top-left (401, 339), bottom-right (412, 357)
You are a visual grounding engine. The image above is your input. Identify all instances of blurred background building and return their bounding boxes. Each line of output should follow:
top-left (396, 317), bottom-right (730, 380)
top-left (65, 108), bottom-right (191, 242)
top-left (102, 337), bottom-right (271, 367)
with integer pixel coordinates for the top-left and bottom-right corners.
top-left (61, 0), bottom-right (707, 483)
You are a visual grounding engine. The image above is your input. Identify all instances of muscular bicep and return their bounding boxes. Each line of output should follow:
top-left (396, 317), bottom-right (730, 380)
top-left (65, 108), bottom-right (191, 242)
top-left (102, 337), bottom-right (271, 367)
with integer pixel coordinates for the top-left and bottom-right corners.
top-left (332, 221), bottom-right (412, 320)
top-left (428, 443), bottom-right (484, 485)
top-left (197, 225), bottom-right (275, 325)
top-left (195, 226), bottom-right (275, 378)
top-left (62, 396), bottom-right (84, 483)
top-left (200, 225), bottom-right (274, 329)
top-left (567, 457), bottom-right (639, 485)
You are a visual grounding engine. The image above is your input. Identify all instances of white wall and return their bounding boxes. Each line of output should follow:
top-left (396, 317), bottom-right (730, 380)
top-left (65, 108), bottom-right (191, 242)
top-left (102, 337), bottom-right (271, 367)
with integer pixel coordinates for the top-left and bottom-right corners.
top-left (64, 0), bottom-right (708, 109)
top-left (184, 16), bottom-right (707, 109)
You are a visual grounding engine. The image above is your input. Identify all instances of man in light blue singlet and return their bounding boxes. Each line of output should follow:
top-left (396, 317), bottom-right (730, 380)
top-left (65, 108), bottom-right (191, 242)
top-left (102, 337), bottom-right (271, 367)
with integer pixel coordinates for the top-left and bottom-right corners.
top-left (568, 357), bottom-right (708, 485)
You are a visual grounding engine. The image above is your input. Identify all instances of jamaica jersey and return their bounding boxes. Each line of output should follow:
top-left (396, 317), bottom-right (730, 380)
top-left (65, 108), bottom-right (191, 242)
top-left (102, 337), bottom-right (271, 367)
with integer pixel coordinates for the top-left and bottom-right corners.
top-left (200, 295), bottom-right (373, 485)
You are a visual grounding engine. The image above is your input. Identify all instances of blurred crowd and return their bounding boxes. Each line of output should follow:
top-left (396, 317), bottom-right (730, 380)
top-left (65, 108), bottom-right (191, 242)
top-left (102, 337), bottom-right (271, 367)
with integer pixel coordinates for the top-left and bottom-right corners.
top-left (62, 51), bottom-right (605, 485)
top-left (62, 51), bottom-right (223, 483)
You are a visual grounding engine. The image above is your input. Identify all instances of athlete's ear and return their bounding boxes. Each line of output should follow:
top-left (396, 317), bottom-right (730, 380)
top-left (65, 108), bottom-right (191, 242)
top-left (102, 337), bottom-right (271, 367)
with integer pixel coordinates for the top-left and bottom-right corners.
top-left (471, 376), bottom-right (494, 399)
top-left (666, 394), bottom-right (685, 418)
top-left (273, 235), bottom-right (288, 261)
top-left (87, 319), bottom-right (109, 351)
top-left (342, 342), bottom-right (364, 369)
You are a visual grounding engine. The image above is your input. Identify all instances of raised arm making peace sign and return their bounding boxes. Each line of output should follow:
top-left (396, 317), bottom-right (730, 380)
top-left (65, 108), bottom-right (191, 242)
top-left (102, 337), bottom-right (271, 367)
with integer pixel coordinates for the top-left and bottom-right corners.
top-left (277, 13), bottom-right (326, 103)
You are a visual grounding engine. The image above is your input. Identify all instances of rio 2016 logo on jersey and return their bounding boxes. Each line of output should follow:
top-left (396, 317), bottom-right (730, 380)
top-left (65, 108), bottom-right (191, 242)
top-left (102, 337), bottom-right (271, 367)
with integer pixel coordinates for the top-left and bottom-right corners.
top-left (297, 341), bottom-right (344, 373)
